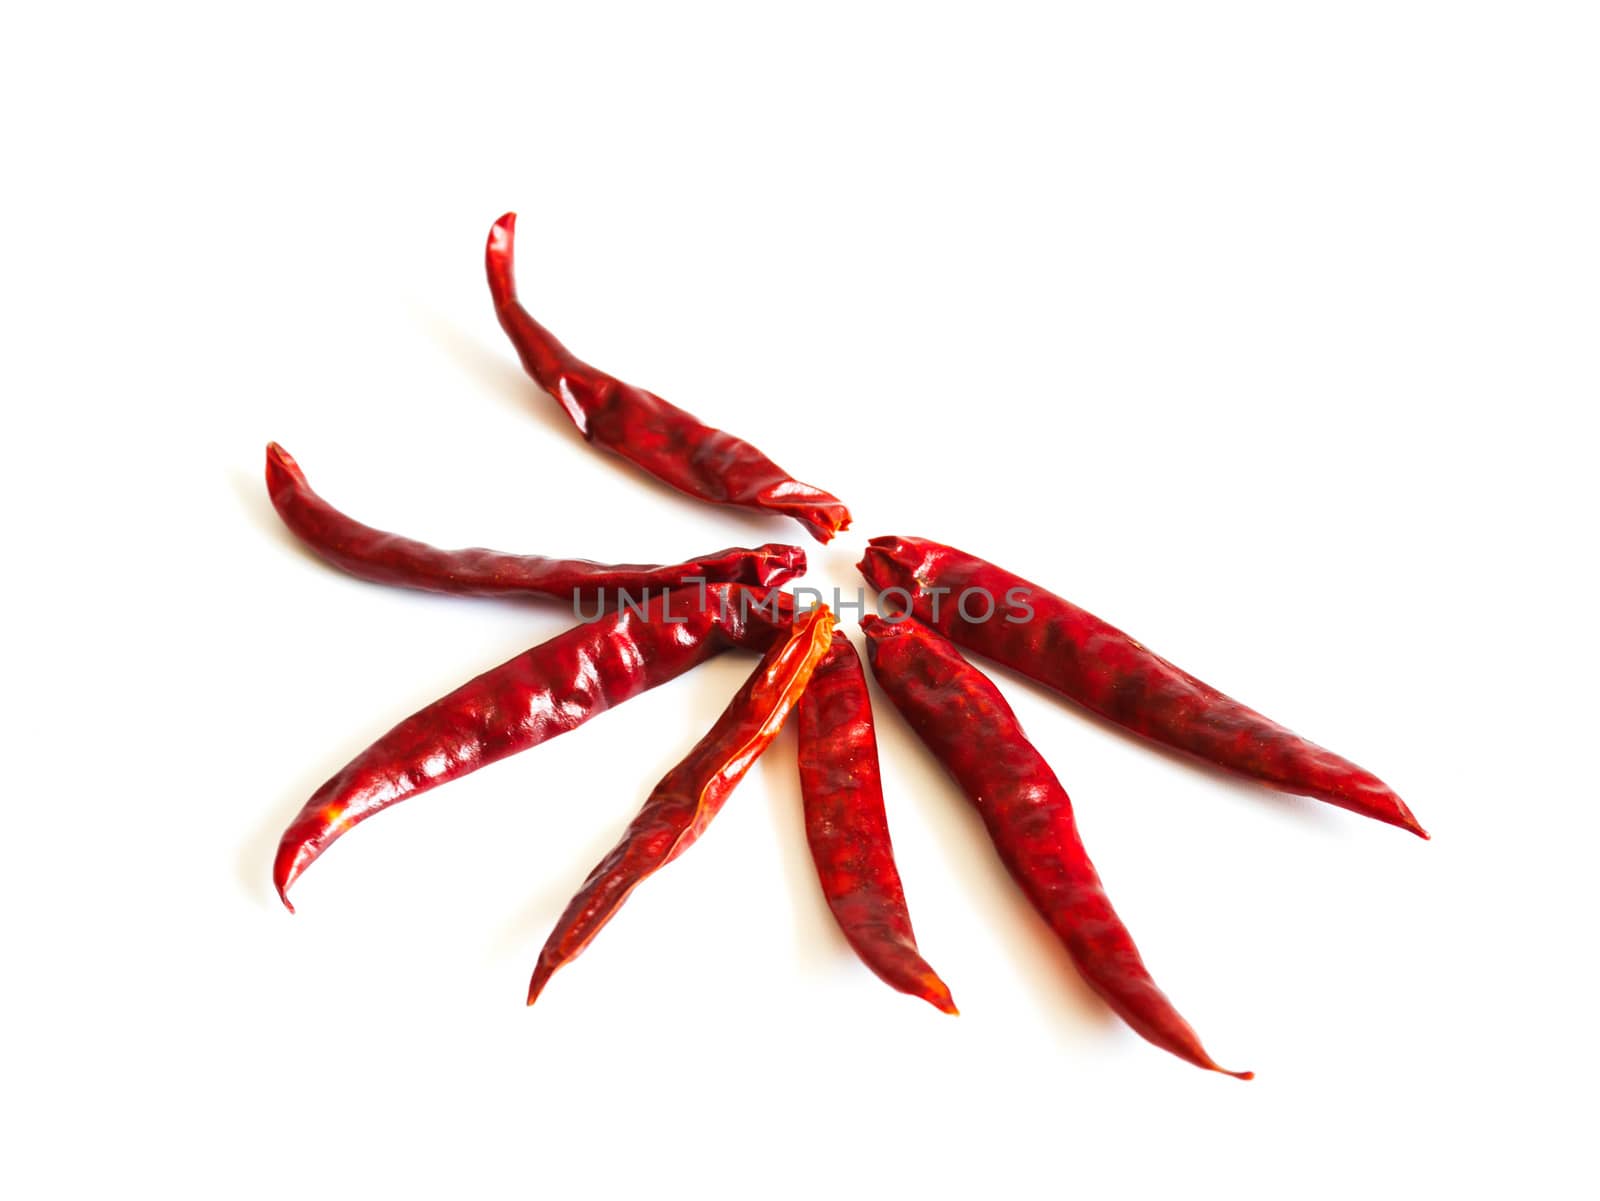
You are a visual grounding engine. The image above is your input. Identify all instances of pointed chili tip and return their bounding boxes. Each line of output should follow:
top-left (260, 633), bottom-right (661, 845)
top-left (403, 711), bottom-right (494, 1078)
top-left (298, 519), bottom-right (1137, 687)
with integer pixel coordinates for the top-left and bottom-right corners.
top-left (273, 839), bottom-right (310, 913)
top-left (917, 971), bottom-right (959, 1015)
top-left (1190, 1043), bottom-right (1251, 1079)
top-left (274, 867), bottom-right (297, 913)
top-left (1388, 797), bottom-right (1429, 840)
top-left (486, 213), bottom-right (520, 303)
top-left (488, 212), bottom-right (517, 255)
top-left (526, 962), bottom-right (553, 1007)
top-left (264, 441), bottom-right (303, 488)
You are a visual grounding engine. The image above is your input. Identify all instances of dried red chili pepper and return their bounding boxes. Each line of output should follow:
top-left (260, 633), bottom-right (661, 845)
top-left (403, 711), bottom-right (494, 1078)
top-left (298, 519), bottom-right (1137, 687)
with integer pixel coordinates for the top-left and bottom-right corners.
top-left (486, 213), bottom-right (852, 543)
top-left (527, 605), bottom-right (836, 1004)
top-left (796, 631), bottom-right (957, 1014)
top-left (861, 616), bottom-right (1250, 1079)
top-left (859, 535), bottom-right (1426, 839)
top-left (265, 442), bottom-right (804, 599)
top-left (275, 584), bottom-right (797, 910)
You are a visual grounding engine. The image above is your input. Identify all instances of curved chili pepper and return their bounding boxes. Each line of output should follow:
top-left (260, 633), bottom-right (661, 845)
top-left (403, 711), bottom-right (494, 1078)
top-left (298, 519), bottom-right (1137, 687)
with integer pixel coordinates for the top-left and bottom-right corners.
top-left (265, 442), bottom-right (804, 599)
top-left (859, 535), bottom-right (1426, 839)
top-left (796, 631), bottom-right (957, 1014)
top-left (274, 585), bottom-right (797, 910)
top-left (861, 616), bottom-right (1250, 1079)
top-left (527, 605), bottom-right (836, 1004)
top-left (486, 213), bottom-right (852, 543)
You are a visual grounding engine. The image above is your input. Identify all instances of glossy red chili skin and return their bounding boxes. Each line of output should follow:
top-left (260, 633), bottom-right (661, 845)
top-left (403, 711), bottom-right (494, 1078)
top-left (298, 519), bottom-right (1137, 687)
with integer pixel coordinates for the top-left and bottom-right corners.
top-left (527, 607), bottom-right (837, 1003)
top-left (796, 632), bottom-right (956, 1014)
top-left (859, 535), bottom-right (1426, 839)
top-left (274, 585), bottom-right (798, 909)
top-left (265, 442), bottom-right (804, 599)
top-left (861, 616), bottom-right (1249, 1079)
top-left (486, 213), bottom-right (852, 543)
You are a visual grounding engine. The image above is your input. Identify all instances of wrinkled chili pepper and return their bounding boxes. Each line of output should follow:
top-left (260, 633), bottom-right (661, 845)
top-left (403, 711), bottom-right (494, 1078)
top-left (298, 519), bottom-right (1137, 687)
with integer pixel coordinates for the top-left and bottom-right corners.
top-left (796, 631), bottom-right (957, 1014)
top-left (859, 535), bottom-right (1426, 839)
top-left (861, 616), bottom-right (1250, 1079)
top-left (275, 584), bottom-right (797, 909)
top-left (266, 442), bottom-right (804, 599)
top-left (486, 213), bottom-right (852, 543)
top-left (527, 605), bottom-right (836, 1004)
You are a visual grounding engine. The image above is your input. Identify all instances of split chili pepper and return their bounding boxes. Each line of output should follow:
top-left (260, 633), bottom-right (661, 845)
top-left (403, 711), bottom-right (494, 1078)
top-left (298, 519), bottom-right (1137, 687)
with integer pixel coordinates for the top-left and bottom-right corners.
top-left (796, 631), bottom-right (957, 1014)
top-left (859, 535), bottom-right (1426, 839)
top-left (861, 615), bottom-right (1250, 1079)
top-left (486, 213), bottom-right (852, 543)
top-left (527, 605), bottom-right (836, 1004)
top-left (266, 442), bottom-right (804, 600)
top-left (275, 584), bottom-right (797, 909)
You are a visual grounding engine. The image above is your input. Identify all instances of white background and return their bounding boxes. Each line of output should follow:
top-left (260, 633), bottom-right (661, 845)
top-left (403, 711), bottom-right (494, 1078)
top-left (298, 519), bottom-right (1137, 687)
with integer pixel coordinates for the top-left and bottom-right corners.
top-left (4, 4), bottom-right (1596, 1197)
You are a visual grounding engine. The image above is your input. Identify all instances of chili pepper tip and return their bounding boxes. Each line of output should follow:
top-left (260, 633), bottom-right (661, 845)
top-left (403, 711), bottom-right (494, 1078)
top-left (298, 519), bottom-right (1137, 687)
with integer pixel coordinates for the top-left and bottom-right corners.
top-left (1381, 797), bottom-right (1429, 839)
top-left (1397, 807), bottom-right (1430, 840)
top-left (264, 441), bottom-right (301, 486)
top-left (1179, 1049), bottom-right (1253, 1080)
top-left (273, 841), bottom-right (311, 913)
top-left (486, 213), bottom-right (519, 303)
top-left (910, 966), bottom-right (958, 1015)
top-left (273, 866), bottom-right (296, 913)
top-left (525, 966), bottom-right (553, 1007)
